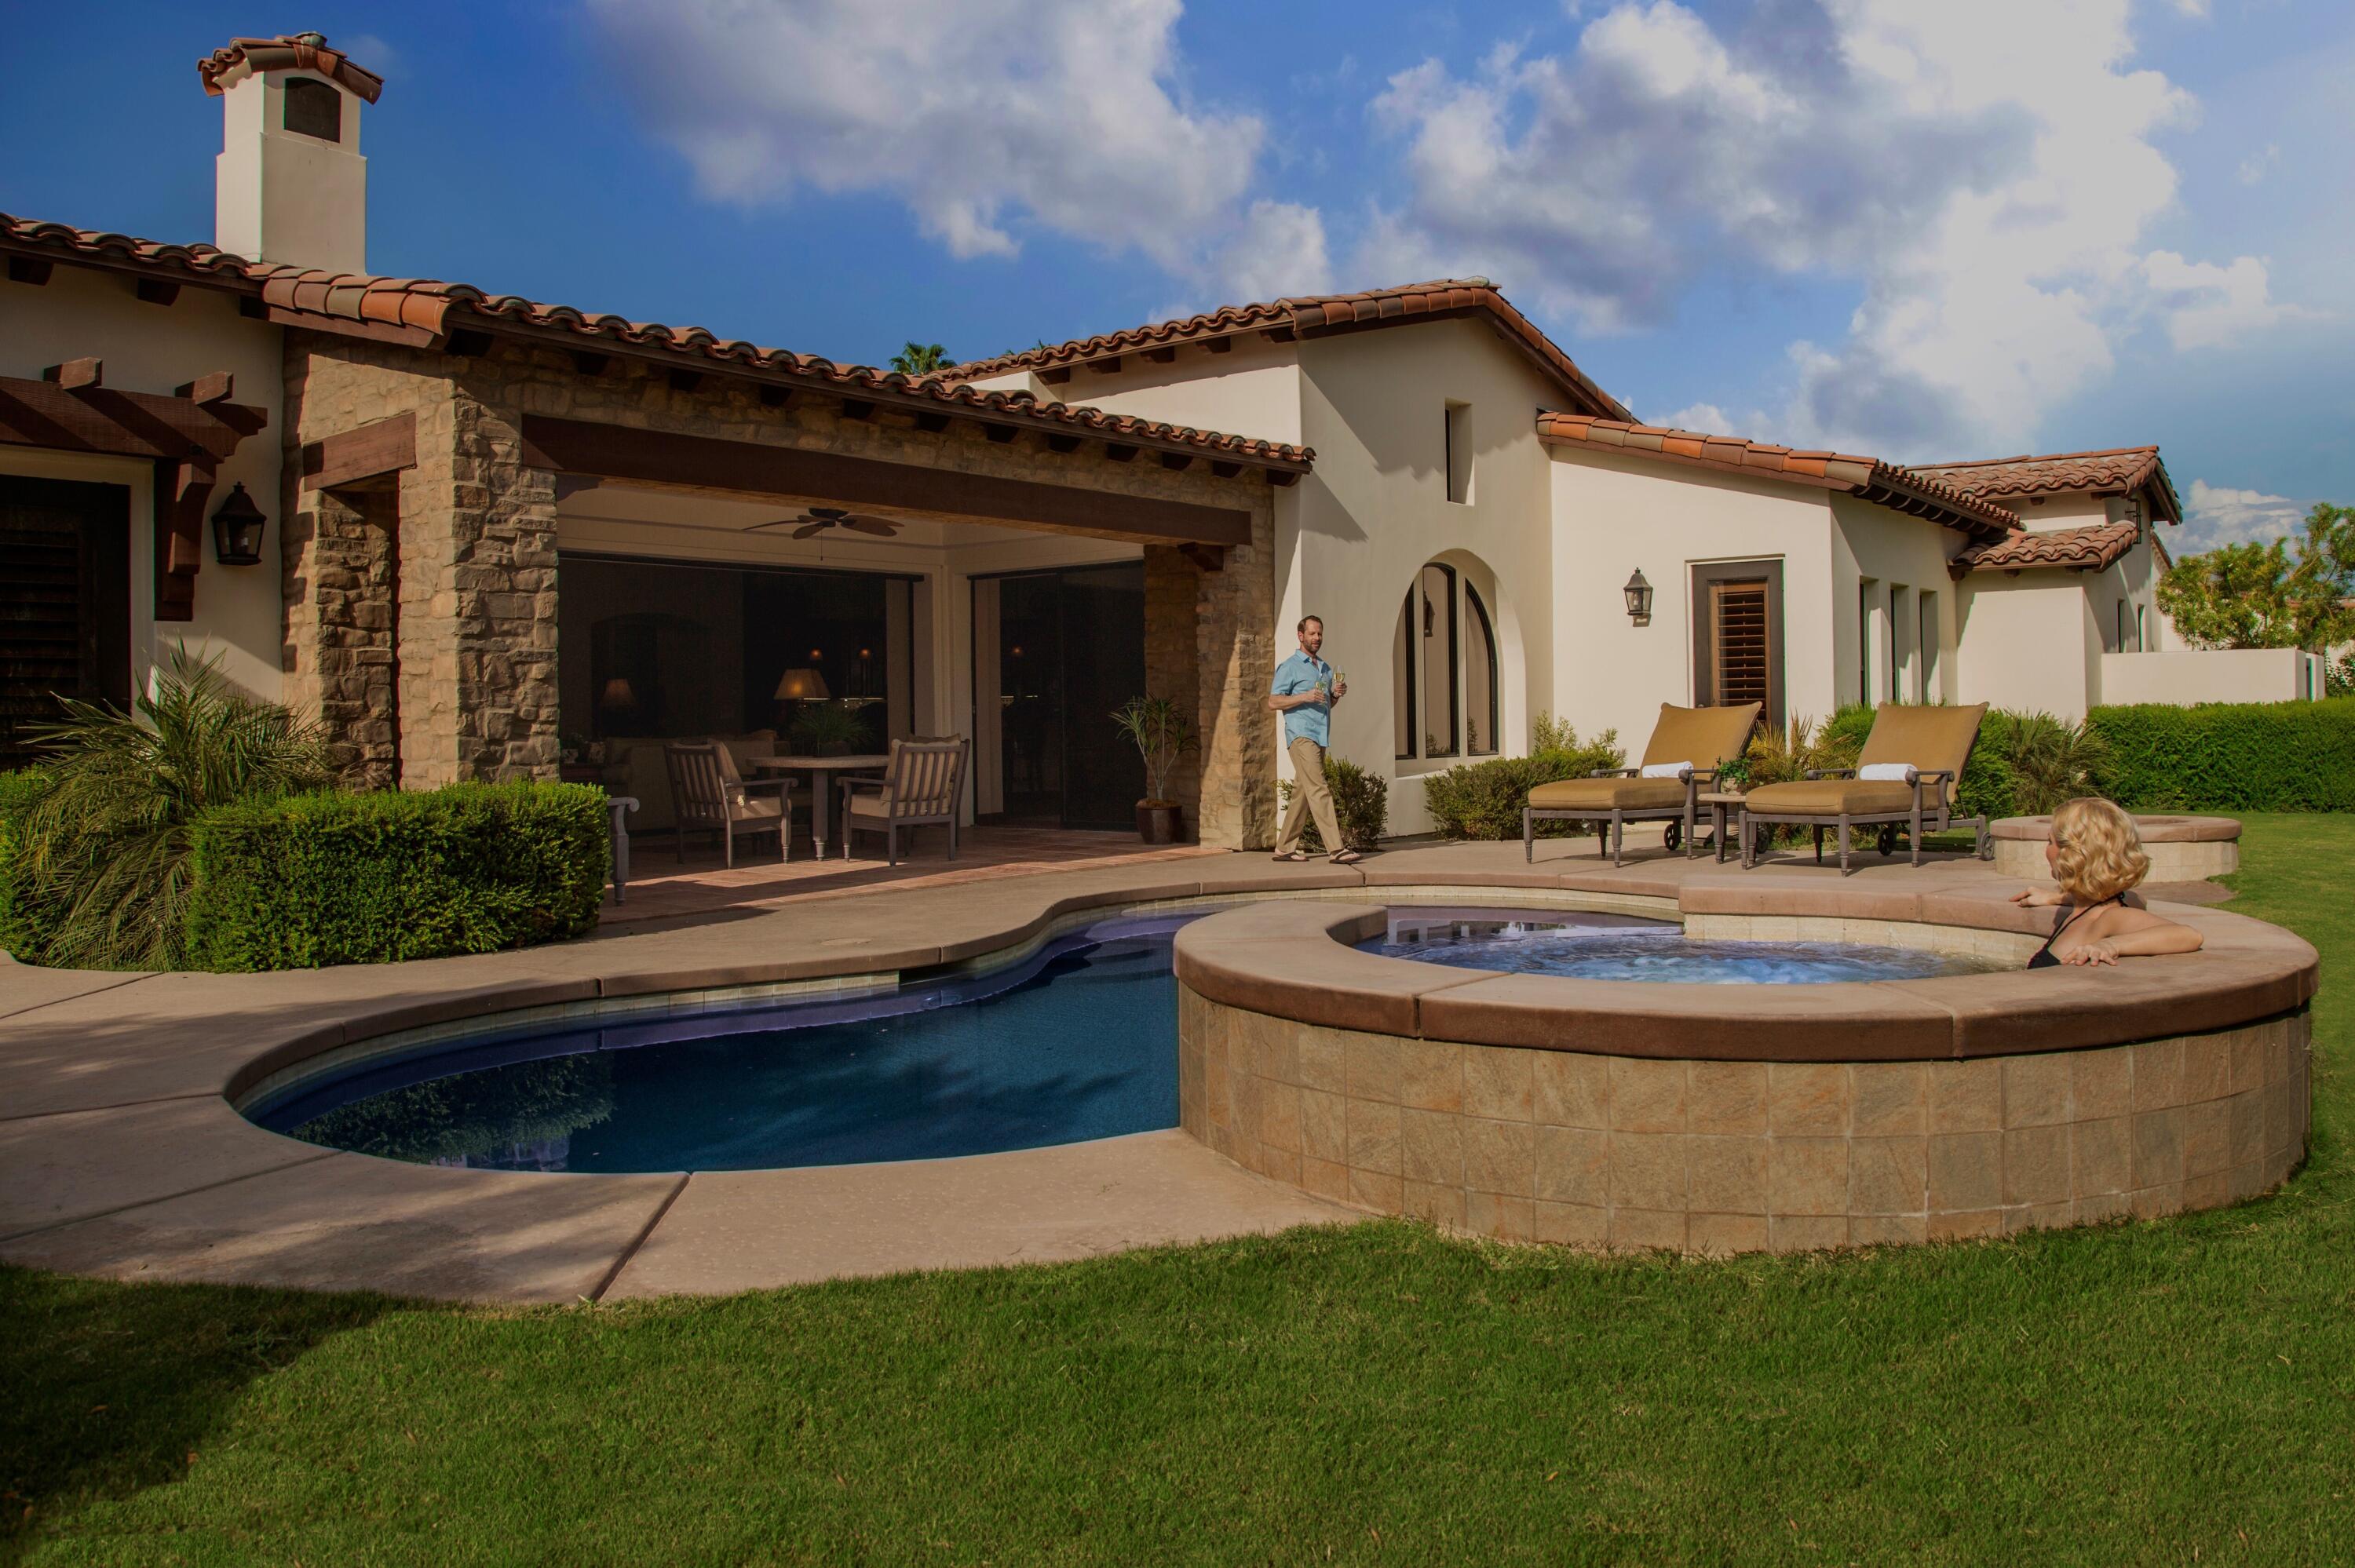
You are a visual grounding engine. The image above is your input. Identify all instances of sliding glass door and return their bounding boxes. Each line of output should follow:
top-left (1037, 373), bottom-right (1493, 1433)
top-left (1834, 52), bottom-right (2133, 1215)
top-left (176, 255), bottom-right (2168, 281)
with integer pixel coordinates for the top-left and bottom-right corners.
top-left (971, 563), bottom-right (1145, 830)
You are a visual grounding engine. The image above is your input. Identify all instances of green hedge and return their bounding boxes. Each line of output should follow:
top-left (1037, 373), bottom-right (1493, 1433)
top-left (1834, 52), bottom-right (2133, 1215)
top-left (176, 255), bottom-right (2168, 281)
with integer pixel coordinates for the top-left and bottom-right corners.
top-left (183, 782), bottom-right (608, 972)
top-left (2087, 698), bottom-right (2355, 812)
top-left (0, 768), bottom-right (57, 961)
top-left (1423, 736), bottom-right (1626, 841)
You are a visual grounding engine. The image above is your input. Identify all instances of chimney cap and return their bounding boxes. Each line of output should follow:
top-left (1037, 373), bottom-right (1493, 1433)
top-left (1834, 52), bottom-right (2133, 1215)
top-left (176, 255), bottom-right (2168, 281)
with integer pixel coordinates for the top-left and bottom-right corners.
top-left (199, 32), bottom-right (384, 103)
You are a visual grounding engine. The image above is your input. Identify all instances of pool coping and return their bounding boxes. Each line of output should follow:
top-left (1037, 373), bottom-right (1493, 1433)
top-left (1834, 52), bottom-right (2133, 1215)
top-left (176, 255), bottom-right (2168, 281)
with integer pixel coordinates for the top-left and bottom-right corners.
top-left (0, 843), bottom-right (2313, 1301)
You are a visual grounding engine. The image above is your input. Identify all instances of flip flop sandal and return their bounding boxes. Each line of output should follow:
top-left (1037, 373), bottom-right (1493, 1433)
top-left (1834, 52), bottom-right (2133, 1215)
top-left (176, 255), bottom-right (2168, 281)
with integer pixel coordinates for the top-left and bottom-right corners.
top-left (1328, 849), bottom-right (1364, 865)
top-left (1272, 851), bottom-right (1309, 862)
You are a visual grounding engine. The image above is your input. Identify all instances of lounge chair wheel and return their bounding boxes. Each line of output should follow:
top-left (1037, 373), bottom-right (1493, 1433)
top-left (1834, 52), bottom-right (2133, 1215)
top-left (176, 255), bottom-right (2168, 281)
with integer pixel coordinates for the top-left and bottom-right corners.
top-left (1663, 821), bottom-right (1681, 853)
top-left (1878, 825), bottom-right (1898, 857)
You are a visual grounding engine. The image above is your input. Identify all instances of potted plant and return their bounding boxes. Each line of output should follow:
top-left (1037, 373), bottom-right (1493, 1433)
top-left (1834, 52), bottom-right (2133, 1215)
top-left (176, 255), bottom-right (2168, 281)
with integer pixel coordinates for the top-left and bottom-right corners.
top-left (1716, 756), bottom-right (1753, 794)
top-left (1110, 695), bottom-right (1197, 844)
top-left (788, 702), bottom-right (874, 758)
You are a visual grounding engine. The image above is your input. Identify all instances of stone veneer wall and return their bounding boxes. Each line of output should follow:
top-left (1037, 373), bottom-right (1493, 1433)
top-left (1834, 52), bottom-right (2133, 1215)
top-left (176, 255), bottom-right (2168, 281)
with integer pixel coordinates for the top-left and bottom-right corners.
top-left (284, 336), bottom-right (1281, 838)
top-left (1178, 987), bottom-right (2311, 1253)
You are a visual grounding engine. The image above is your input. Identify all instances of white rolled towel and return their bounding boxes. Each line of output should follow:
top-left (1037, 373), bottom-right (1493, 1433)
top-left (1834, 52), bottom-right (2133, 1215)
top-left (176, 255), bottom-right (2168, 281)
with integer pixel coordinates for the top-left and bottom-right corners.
top-left (1639, 761), bottom-right (1693, 779)
top-left (1858, 762), bottom-right (1919, 782)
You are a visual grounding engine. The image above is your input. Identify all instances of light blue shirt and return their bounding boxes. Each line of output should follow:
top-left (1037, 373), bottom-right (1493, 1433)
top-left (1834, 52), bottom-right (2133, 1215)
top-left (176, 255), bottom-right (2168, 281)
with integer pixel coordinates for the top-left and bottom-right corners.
top-left (1271, 649), bottom-right (1334, 748)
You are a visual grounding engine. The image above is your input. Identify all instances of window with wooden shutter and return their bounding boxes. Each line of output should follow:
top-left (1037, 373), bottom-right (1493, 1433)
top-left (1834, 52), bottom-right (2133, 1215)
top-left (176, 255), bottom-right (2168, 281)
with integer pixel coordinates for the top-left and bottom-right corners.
top-left (1690, 559), bottom-right (1783, 727)
top-left (1, 477), bottom-right (131, 770)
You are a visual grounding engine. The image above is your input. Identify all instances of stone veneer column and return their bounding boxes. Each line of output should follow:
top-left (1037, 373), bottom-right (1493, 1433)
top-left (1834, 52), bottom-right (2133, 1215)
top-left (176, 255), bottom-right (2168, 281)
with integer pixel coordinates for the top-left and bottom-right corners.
top-left (1157, 516), bottom-right (1278, 851)
top-left (279, 484), bottom-right (400, 786)
top-left (441, 374), bottom-right (561, 780)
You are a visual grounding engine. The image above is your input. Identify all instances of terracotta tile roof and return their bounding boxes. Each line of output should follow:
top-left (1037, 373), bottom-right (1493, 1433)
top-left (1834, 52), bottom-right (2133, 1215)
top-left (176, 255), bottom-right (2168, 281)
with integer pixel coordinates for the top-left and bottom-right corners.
top-left (0, 212), bottom-right (1313, 473)
top-left (944, 279), bottom-right (1633, 421)
top-left (199, 32), bottom-right (385, 104)
top-left (1953, 520), bottom-right (2145, 574)
top-left (1534, 414), bottom-right (2020, 538)
top-left (1911, 446), bottom-right (2181, 525)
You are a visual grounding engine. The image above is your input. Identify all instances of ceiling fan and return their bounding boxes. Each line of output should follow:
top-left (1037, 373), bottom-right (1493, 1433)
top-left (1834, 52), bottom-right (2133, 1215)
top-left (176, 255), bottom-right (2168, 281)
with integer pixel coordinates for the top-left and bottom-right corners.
top-left (750, 505), bottom-right (902, 540)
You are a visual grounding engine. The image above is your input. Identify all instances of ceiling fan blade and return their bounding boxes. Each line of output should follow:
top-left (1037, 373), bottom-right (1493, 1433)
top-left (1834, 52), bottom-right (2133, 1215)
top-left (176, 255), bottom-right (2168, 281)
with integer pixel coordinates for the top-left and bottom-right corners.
top-left (842, 517), bottom-right (900, 537)
top-left (792, 521), bottom-right (832, 539)
top-left (806, 506), bottom-right (849, 521)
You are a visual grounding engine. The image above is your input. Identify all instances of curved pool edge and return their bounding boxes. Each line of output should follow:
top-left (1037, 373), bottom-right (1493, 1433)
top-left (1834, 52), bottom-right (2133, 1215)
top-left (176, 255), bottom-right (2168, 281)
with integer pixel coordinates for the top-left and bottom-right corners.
top-left (0, 849), bottom-right (2320, 1295)
top-left (1174, 893), bottom-right (2315, 1253)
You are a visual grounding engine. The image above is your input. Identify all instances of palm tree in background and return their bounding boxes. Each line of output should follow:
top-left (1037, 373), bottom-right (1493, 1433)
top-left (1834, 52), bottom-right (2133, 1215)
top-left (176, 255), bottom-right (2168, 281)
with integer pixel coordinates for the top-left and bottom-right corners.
top-left (889, 341), bottom-right (953, 375)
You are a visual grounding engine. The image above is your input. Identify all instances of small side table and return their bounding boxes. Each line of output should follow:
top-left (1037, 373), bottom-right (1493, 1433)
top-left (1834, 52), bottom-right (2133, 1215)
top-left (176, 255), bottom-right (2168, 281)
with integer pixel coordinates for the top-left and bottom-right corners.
top-left (1696, 791), bottom-right (1747, 863)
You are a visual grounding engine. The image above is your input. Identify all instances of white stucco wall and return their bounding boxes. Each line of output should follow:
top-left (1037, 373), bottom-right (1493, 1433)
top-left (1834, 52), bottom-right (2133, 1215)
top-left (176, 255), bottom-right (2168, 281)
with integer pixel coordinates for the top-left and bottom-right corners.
top-left (0, 263), bottom-right (287, 702)
top-left (215, 69), bottom-right (369, 271)
top-left (2098, 647), bottom-right (2325, 707)
top-left (1830, 493), bottom-right (1966, 709)
top-left (962, 339), bottom-right (1305, 448)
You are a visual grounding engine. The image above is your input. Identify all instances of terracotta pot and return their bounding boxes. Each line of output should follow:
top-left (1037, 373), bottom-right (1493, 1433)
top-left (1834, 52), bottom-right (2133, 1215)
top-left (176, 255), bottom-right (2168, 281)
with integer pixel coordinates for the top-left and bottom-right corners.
top-left (1136, 803), bottom-right (1184, 844)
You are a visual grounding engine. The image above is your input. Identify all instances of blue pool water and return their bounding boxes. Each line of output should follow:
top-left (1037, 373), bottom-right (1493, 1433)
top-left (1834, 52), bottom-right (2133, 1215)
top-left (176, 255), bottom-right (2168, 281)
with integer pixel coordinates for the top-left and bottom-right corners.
top-left (1359, 908), bottom-right (1999, 985)
top-left (250, 915), bottom-right (1194, 1175)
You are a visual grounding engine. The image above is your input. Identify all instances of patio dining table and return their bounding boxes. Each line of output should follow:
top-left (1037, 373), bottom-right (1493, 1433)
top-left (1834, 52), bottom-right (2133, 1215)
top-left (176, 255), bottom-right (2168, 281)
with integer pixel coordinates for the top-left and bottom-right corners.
top-left (750, 753), bottom-right (892, 860)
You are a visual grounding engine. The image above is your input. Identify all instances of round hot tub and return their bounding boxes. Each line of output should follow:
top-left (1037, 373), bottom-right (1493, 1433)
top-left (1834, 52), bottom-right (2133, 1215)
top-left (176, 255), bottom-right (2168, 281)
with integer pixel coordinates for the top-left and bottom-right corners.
top-left (1174, 883), bottom-right (2313, 1256)
top-left (1991, 814), bottom-right (2240, 884)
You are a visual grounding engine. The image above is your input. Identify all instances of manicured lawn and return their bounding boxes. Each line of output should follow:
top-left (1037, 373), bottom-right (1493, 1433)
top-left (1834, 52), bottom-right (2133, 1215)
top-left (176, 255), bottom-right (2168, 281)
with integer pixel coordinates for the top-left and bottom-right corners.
top-left (7, 815), bottom-right (2354, 1564)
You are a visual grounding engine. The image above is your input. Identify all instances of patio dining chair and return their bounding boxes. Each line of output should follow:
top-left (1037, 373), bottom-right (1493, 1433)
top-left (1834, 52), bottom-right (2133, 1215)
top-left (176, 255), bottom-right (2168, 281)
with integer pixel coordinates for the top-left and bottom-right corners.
top-left (838, 736), bottom-right (969, 866)
top-left (1738, 702), bottom-right (1994, 873)
top-left (663, 742), bottom-right (793, 867)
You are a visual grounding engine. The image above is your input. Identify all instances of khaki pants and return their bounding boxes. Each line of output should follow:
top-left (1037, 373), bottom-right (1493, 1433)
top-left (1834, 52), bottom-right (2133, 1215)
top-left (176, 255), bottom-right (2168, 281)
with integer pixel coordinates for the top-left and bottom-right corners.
top-left (1276, 736), bottom-right (1346, 855)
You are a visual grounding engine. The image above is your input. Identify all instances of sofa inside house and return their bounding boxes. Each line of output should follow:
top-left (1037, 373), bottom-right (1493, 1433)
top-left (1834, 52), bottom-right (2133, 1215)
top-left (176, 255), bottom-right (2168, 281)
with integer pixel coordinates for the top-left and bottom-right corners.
top-left (601, 730), bottom-right (788, 835)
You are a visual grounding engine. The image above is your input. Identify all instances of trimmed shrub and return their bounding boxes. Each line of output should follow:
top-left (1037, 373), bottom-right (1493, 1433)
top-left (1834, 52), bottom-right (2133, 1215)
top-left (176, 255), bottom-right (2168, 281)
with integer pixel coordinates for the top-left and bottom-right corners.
top-left (2087, 698), bottom-right (2355, 812)
top-left (1423, 730), bottom-right (1625, 841)
top-left (1278, 755), bottom-right (1389, 851)
top-left (184, 782), bottom-right (609, 972)
top-left (0, 768), bottom-right (59, 961)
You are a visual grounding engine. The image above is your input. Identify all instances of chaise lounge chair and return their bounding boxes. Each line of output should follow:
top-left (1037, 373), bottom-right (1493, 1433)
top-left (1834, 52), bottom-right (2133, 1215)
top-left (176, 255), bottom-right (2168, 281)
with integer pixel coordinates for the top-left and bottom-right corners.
top-left (1738, 702), bottom-right (1993, 873)
top-left (1523, 702), bottom-right (1761, 866)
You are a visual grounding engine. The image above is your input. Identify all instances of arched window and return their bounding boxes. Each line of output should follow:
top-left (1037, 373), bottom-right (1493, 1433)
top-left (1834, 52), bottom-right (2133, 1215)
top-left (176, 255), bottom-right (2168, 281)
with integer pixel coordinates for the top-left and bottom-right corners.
top-left (1393, 563), bottom-right (1501, 762)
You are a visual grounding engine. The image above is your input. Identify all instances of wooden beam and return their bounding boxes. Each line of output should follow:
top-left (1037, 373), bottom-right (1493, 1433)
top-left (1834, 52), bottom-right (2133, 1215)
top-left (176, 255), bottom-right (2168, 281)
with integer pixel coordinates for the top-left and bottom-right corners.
top-left (1102, 443), bottom-right (1140, 464)
top-left (982, 423), bottom-right (1018, 444)
top-left (1087, 356), bottom-right (1123, 374)
top-left (153, 457), bottom-right (214, 622)
top-left (1267, 469), bottom-right (1300, 487)
top-left (666, 368), bottom-right (703, 392)
top-left (445, 327), bottom-right (494, 356)
top-left (175, 372), bottom-right (235, 406)
top-left (43, 359), bottom-right (102, 390)
top-left (759, 385), bottom-right (794, 409)
top-left (1045, 434), bottom-right (1082, 454)
top-left (1159, 451), bottom-right (1193, 471)
top-left (135, 279), bottom-right (181, 307)
top-left (301, 411), bottom-right (417, 491)
top-left (1261, 326), bottom-right (1297, 344)
top-left (517, 414), bottom-right (1253, 549)
top-left (0, 373), bottom-right (267, 461)
top-left (5, 257), bottom-right (52, 286)
top-left (1210, 460), bottom-right (1242, 480)
top-left (571, 351), bottom-right (611, 377)
top-left (1205, 337), bottom-right (1233, 355)
top-left (1144, 347), bottom-right (1178, 363)
top-left (913, 411), bottom-right (951, 433)
top-left (1178, 542), bottom-right (1225, 573)
top-left (1040, 366), bottom-right (1073, 385)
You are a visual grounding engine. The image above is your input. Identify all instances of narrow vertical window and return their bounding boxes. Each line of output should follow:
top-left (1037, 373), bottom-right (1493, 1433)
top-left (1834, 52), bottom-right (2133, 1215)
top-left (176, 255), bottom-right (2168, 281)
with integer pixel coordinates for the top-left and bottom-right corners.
top-left (1917, 591), bottom-right (1937, 702)
top-left (1886, 584), bottom-right (1902, 701)
top-left (1444, 403), bottom-right (1473, 505)
top-left (1465, 584), bottom-right (1499, 755)
top-left (1393, 587), bottom-right (1416, 760)
top-left (1857, 579), bottom-right (1875, 705)
top-left (1420, 563), bottom-right (1459, 757)
top-left (2136, 603), bottom-right (2149, 652)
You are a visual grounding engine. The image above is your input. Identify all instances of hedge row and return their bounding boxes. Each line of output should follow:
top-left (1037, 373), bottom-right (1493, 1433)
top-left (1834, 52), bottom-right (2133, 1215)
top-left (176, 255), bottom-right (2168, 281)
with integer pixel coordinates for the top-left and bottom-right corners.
top-left (2088, 698), bottom-right (2355, 813)
top-left (0, 768), bottom-right (57, 961)
top-left (1423, 735), bottom-right (1625, 841)
top-left (182, 782), bottom-right (608, 971)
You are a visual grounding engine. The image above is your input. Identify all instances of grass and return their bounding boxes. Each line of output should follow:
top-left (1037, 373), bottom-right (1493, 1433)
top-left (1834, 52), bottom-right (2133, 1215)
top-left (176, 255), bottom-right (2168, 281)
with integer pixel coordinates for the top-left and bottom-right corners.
top-left (6, 815), bottom-right (2354, 1564)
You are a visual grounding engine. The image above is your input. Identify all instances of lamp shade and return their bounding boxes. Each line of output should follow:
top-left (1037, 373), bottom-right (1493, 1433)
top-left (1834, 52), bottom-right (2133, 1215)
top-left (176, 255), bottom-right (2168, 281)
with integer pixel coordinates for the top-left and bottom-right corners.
top-left (773, 668), bottom-right (831, 701)
top-left (210, 483), bottom-right (267, 566)
top-left (599, 677), bottom-right (637, 709)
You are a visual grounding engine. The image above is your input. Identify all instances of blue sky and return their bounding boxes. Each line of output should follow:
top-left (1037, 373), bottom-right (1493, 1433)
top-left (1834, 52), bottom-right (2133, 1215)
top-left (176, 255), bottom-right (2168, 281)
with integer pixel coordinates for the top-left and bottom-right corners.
top-left (4, 1), bottom-right (2347, 549)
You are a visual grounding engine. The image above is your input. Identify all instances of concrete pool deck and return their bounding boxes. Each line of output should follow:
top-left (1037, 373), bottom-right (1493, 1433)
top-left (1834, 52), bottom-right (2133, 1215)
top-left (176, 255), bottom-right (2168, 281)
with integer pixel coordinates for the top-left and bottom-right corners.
top-left (0, 839), bottom-right (2288, 1301)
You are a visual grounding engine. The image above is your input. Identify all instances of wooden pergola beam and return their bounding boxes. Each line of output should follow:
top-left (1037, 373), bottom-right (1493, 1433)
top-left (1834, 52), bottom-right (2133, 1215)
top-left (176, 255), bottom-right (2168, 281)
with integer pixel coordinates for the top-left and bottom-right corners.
top-left (0, 372), bottom-right (266, 461)
top-left (43, 358), bottom-right (102, 389)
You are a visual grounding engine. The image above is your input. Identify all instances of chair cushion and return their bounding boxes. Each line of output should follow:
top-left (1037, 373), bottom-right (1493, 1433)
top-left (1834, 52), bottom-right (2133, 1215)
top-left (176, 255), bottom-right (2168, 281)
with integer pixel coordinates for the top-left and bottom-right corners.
top-left (1641, 702), bottom-right (1761, 771)
top-left (1528, 777), bottom-right (1689, 811)
top-left (728, 797), bottom-right (783, 823)
top-left (846, 791), bottom-right (893, 819)
top-left (1740, 779), bottom-right (1919, 815)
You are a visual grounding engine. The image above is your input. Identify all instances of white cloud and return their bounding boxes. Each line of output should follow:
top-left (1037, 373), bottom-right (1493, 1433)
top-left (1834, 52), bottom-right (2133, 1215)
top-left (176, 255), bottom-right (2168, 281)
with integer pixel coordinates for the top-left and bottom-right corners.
top-left (1357, 0), bottom-right (2302, 458)
top-left (1214, 200), bottom-right (1333, 302)
top-left (341, 34), bottom-right (398, 76)
top-left (2236, 143), bottom-right (2280, 185)
top-left (2171, 0), bottom-right (2211, 16)
top-left (2180, 479), bottom-right (2311, 552)
top-left (587, 0), bottom-right (1269, 280)
top-left (1660, 402), bottom-right (1734, 433)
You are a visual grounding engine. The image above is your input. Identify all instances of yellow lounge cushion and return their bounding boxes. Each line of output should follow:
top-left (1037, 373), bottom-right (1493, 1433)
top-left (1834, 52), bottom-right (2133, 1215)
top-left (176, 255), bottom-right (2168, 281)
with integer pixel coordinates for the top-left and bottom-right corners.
top-left (1528, 776), bottom-right (1690, 811)
top-left (1641, 702), bottom-right (1762, 771)
top-left (1740, 779), bottom-right (1921, 815)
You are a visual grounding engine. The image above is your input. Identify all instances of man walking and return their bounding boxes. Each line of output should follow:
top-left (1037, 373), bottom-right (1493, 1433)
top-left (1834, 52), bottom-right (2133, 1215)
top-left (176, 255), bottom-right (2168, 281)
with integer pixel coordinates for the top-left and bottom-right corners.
top-left (1268, 614), bottom-right (1360, 863)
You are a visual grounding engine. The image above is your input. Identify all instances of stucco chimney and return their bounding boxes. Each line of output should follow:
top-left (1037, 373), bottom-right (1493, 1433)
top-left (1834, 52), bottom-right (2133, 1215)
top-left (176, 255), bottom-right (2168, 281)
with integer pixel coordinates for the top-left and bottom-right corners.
top-left (200, 32), bottom-right (384, 272)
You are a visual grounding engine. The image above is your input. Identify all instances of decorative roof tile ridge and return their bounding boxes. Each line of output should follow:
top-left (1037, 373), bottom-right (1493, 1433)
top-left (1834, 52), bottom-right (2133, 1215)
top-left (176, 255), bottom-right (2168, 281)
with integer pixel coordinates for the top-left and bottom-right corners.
top-left (199, 33), bottom-right (385, 103)
top-left (1954, 519), bottom-right (2144, 572)
top-left (0, 211), bottom-right (259, 276)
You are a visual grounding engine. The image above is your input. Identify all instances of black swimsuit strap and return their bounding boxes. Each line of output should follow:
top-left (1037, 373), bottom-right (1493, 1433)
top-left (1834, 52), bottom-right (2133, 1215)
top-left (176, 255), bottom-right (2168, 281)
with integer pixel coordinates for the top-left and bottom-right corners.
top-left (2039, 895), bottom-right (2120, 955)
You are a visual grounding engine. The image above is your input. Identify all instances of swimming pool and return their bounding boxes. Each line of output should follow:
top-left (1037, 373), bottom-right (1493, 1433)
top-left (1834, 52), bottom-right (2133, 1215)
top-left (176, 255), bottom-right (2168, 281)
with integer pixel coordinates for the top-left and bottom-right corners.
top-left (1359, 906), bottom-right (2001, 984)
top-left (249, 914), bottom-right (1198, 1175)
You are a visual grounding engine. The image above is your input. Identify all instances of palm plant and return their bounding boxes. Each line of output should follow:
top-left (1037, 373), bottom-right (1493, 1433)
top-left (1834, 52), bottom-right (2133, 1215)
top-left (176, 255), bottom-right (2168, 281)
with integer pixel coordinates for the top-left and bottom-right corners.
top-left (787, 701), bottom-right (877, 757)
top-left (889, 341), bottom-right (953, 375)
top-left (17, 647), bottom-right (334, 969)
top-left (1110, 695), bottom-right (1197, 805)
top-left (1991, 710), bottom-right (2110, 815)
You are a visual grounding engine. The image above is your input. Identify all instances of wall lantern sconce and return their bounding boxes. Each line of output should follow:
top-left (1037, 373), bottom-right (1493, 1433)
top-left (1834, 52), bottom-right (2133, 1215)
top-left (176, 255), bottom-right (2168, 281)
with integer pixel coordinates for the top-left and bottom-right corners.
top-left (1623, 568), bottom-right (1653, 626)
top-left (211, 483), bottom-right (267, 565)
